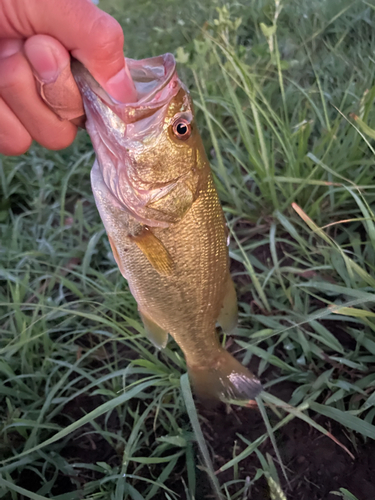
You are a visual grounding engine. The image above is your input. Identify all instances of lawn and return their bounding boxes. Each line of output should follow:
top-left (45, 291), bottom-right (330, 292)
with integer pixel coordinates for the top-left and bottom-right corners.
top-left (1, 1), bottom-right (375, 499)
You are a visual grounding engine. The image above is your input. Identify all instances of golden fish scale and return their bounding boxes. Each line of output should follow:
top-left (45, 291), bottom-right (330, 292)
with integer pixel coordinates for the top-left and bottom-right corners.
top-left (108, 170), bottom-right (228, 367)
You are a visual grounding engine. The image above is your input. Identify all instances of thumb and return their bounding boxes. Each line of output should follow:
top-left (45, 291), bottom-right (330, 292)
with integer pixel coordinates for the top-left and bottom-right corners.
top-left (25, 35), bottom-right (85, 124)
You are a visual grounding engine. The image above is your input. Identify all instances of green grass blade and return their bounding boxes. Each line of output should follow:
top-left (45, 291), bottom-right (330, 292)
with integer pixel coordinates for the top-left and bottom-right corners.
top-left (180, 373), bottom-right (223, 500)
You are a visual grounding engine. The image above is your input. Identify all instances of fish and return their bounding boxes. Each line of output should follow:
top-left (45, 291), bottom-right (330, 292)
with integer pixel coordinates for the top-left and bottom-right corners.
top-left (72, 53), bottom-right (262, 402)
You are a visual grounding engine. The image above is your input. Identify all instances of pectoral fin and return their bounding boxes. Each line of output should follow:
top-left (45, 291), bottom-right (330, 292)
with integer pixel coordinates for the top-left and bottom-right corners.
top-left (217, 275), bottom-right (238, 334)
top-left (139, 310), bottom-right (169, 349)
top-left (131, 227), bottom-right (174, 276)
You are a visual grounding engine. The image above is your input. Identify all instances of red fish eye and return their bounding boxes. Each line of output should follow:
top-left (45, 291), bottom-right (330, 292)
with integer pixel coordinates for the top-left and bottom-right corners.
top-left (172, 118), bottom-right (191, 140)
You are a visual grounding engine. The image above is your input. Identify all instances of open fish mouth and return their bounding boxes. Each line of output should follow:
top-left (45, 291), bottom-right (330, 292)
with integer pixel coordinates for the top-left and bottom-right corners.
top-left (71, 53), bottom-right (180, 125)
top-left (71, 53), bottom-right (184, 150)
top-left (126, 54), bottom-right (178, 104)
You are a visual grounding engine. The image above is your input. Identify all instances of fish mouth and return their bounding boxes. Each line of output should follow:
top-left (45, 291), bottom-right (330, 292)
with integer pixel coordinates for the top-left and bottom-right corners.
top-left (72, 53), bottom-right (182, 147)
top-left (126, 54), bottom-right (177, 104)
top-left (71, 53), bottom-right (179, 124)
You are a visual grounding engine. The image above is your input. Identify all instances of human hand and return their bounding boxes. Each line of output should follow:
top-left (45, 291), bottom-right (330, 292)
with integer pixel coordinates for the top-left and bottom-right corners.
top-left (0, 0), bottom-right (136, 155)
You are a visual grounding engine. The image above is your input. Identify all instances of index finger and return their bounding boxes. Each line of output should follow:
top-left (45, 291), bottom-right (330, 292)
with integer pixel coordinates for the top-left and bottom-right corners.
top-left (0, 0), bottom-right (136, 102)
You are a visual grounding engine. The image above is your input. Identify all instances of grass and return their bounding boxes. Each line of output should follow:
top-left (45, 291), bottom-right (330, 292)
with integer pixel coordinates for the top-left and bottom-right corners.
top-left (1, 0), bottom-right (375, 498)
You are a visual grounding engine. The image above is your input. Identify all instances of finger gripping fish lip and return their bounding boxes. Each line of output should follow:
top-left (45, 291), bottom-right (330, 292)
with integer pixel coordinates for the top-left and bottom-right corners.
top-left (72, 53), bottom-right (180, 122)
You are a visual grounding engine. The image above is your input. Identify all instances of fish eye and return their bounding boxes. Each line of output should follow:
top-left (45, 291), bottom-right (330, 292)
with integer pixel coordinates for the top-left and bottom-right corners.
top-left (172, 118), bottom-right (191, 140)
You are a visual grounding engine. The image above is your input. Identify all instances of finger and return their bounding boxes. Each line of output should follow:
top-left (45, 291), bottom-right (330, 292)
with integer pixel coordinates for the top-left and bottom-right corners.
top-left (0, 48), bottom-right (77, 150)
top-left (0, 0), bottom-right (137, 103)
top-left (0, 39), bottom-right (32, 155)
top-left (24, 35), bottom-right (85, 123)
top-left (0, 97), bottom-right (32, 156)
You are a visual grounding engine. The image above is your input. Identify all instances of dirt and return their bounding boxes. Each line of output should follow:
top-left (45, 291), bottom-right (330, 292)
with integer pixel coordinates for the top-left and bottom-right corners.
top-left (197, 396), bottom-right (375, 500)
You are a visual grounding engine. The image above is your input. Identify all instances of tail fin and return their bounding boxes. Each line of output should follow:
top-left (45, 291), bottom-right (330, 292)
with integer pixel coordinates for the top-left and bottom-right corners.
top-left (187, 349), bottom-right (262, 402)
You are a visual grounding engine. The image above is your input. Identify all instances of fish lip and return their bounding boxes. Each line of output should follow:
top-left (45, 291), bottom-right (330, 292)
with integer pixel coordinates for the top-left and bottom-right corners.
top-left (71, 53), bottom-right (177, 109)
top-left (126, 53), bottom-right (177, 104)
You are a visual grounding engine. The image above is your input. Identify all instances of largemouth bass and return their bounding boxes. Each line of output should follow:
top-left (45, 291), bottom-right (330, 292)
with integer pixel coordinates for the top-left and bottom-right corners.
top-left (72, 54), bottom-right (262, 401)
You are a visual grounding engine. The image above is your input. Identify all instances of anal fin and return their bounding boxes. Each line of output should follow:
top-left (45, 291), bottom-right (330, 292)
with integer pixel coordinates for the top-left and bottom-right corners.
top-left (217, 274), bottom-right (238, 334)
top-left (131, 227), bottom-right (174, 276)
top-left (139, 310), bottom-right (169, 349)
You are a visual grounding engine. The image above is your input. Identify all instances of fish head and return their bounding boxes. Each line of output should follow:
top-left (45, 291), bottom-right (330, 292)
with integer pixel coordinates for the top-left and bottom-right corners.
top-left (72, 54), bottom-right (209, 228)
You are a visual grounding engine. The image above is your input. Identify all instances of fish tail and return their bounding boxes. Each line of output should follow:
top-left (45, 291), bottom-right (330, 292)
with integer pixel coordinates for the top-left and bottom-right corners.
top-left (187, 349), bottom-right (262, 402)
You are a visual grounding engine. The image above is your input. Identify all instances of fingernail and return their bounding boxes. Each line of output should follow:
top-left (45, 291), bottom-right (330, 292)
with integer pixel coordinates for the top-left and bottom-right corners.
top-left (26, 42), bottom-right (59, 83)
top-left (105, 63), bottom-right (137, 103)
top-left (0, 39), bottom-right (23, 59)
